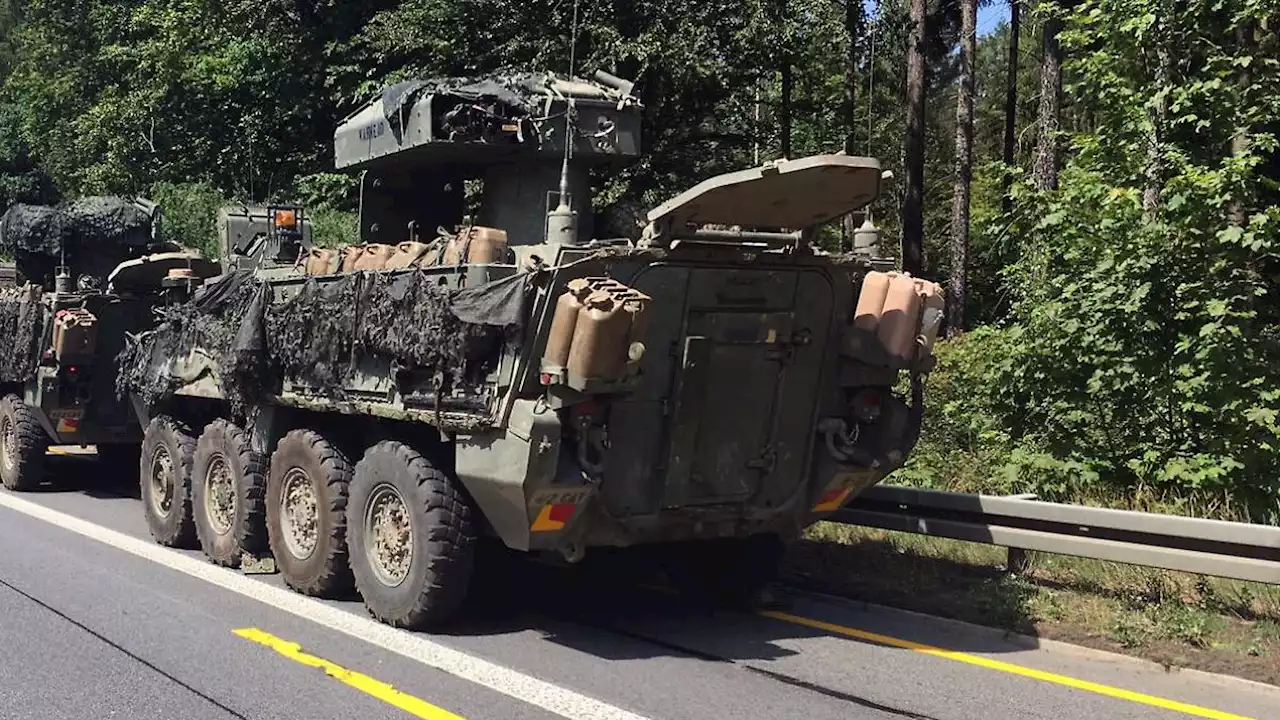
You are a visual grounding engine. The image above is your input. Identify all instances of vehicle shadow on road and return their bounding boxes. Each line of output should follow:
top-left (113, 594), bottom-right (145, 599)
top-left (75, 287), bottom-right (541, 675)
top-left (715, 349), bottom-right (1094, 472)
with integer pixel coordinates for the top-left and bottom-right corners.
top-left (35, 453), bottom-right (141, 500)
top-left (438, 541), bottom-right (1044, 664)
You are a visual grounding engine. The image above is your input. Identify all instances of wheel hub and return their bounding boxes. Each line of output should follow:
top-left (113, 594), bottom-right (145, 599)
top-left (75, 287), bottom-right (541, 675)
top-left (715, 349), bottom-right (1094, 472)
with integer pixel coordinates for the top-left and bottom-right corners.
top-left (0, 415), bottom-right (14, 475)
top-left (148, 445), bottom-right (175, 517)
top-left (363, 483), bottom-right (413, 587)
top-left (280, 467), bottom-right (319, 560)
top-left (203, 453), bottom-right (236, 535)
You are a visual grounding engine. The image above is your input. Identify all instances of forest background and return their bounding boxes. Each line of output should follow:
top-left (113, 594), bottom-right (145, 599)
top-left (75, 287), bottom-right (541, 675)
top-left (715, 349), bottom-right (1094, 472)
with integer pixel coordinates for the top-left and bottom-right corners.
top-left (0, 0), bottom-right (1277, 525)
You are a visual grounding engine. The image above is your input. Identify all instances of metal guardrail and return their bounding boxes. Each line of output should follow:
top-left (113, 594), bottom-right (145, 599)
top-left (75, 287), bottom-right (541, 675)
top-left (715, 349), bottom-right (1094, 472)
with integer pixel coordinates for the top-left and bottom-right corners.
top-left (0, 262), bottom-right (14, 285)
top-left (834, 484), bottom-right (1280, 585)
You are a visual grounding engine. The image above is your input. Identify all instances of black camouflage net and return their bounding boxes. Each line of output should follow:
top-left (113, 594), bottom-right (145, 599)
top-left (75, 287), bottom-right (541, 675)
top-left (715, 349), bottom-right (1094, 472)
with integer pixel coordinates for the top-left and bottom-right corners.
top-left (0, 285), bottom-right (45, 383)
top-left (117, 269), bottom-right (532, 421)
top-left (1, 197), bottom-right (160, 287)
top-left (115, 271), bottom-right (266, 414)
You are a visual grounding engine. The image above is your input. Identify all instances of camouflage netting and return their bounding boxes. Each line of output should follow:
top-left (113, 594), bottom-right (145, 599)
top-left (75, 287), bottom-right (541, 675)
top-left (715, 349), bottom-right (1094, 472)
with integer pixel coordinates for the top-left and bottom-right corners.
top-left (0, 285), bottom-right (45, 383)
top-left (117, 269), bottom-right (532, 421)
top-left (1, 197), bottom-right (160, 287)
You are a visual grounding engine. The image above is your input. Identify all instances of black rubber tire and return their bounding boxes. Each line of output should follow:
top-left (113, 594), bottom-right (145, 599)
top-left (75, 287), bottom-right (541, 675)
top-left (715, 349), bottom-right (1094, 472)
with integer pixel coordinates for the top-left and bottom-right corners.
top-left (139, 416), bottom-right (199, 548)
top-left (192, 419), bottom-right (268, 568)
top-left (662, 535), bottom-right (786, 609)
top-left (0, 394), bottom-right (48, 492)
top-left (266, 428), bottom-right (354, 597)
top-left (347, 440), bottom-right (477, 629)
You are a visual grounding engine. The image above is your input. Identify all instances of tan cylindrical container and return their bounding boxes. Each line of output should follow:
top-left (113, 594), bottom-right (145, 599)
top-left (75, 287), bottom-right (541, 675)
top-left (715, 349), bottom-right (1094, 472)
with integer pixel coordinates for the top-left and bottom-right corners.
top-left (305, 248), bottom-right (340, 275)
top-left (385, 241), bottom-right (432, 270)
top-left (352, 243), bottom-right (397, 271)
top-left (466, 227), bottom-right (509, 264)
top-left (339, 245), bottom-right (365, 273)
top-left (567, 290), bottom-right (634, 384)
top-left (876, 273), bottom-right (922, 362)
top-left (543, 278), bottom-right (597, 371)
top-left (853, 271), bottom-right (893, 331)
top-left (53, 309), bottom-right (98, 359)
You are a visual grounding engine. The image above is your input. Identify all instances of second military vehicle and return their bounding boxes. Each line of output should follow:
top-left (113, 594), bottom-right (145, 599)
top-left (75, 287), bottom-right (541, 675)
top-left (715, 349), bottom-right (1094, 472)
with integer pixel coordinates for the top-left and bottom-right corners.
top-left (97, 69), bottom-right (945, 628)
top-left (0, 197), bottom-right (219, 492)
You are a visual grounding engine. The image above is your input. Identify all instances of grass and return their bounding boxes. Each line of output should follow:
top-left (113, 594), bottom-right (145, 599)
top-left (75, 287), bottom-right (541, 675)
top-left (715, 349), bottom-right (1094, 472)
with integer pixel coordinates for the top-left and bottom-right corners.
top-left (785, 521), bottom-right (1280, 685)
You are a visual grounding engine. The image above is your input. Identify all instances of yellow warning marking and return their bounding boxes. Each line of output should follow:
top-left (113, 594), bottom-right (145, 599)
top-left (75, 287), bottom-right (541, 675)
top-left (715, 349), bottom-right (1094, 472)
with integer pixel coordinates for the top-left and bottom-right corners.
top-left (812, 487), bottom-right (852, 513)
top-left (233, 628), bottom-right (467, 720)
top-left (530, 504), bottom-right (567, 532)
top-left (760, 611), bottom-right (1257, 720)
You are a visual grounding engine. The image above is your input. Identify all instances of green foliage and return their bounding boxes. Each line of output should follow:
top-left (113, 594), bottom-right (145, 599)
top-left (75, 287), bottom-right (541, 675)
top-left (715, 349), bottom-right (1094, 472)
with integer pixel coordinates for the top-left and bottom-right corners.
top-left (909, 0), bottom-right (1280, 521)
top-left (149, 180), bottom-right (226, 258)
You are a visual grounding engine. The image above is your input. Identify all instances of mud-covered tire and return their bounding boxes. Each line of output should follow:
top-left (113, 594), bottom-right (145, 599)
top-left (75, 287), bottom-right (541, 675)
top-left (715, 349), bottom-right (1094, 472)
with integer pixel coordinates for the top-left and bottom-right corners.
top-left (192, 419), bottom-right (268, 568)
top-left (0, 394), bottom-right (48, 492)
top-left (266, 429), bottom-right (353, 597)
top-left (347, 440), bottom-right (477, 629)
top-left (662, 534), bottom-right (785, 608)
top-left (139, 416), bottom-right (198, 548)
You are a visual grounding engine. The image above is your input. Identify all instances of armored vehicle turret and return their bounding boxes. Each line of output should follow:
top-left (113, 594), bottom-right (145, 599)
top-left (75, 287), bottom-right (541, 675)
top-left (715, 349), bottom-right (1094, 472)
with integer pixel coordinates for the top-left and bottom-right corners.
top-left (101, 69), bottom-right (944, 627)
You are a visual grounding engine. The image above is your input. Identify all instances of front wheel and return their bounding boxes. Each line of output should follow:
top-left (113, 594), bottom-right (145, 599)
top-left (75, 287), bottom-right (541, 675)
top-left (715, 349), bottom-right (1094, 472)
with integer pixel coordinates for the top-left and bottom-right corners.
top-left (0, 394), bottom-right (47, 492)
top-left (139, 416), bottom-right (198, 548)
top-left (347, 440), bottom-right (477, 629)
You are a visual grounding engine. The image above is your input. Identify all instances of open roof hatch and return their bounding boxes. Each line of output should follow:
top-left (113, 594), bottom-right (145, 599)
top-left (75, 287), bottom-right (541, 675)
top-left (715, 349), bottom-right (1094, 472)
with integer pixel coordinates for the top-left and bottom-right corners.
top-left (644, 155), bottom-right (882, 242)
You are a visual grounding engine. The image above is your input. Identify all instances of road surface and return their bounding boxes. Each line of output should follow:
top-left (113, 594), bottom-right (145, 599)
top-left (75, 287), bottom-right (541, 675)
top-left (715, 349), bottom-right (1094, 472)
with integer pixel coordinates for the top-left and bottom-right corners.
top-left (0, 451), bottom-right (1274, 720)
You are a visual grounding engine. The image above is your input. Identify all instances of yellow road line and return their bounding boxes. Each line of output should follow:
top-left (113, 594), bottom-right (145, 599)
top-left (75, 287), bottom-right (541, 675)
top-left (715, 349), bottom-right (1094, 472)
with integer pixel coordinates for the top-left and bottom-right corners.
top-left (760, 610), bottom-right (1256, 720)
top-left (233, 628), bottom-right (467, 720)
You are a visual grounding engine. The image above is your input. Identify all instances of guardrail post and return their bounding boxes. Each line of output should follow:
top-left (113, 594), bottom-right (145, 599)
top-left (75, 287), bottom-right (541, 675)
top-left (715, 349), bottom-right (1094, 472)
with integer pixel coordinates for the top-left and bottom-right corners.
top-left (1007, 547), bottom-right (1031, 575)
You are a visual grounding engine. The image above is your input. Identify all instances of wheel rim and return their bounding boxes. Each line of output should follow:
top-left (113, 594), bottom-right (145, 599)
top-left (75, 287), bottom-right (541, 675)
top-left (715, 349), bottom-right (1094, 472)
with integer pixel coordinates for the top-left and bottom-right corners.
top-left (203, 453), bottom-right (236, 535)
top-left (0, 415), bottom-right (14, 475)
top-left (148, 445), bottom-right (175, 517)
top-left (363, 482), bottom-right (413, 587)
top-left (280, 467), bottom-right (319, 560)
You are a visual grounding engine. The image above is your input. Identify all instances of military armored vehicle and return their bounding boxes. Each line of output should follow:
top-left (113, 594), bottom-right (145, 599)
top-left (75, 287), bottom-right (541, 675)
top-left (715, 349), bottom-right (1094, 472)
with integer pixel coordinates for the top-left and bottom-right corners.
top-left (0, 196), bottom-right (220, 492)
top-left (115, 69), bottom-right (945, 627)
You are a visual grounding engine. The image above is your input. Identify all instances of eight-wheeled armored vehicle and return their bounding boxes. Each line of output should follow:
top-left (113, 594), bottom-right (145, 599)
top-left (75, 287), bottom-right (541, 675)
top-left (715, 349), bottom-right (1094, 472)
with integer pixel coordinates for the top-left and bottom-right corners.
top-left (102, 69), bottom-right (946, 628)
top-left (0, 197), bottom-right (220, 492)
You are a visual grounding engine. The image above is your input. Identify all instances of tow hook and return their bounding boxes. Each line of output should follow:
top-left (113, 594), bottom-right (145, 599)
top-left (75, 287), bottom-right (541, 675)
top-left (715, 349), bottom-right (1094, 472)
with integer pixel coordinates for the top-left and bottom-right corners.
top-left (817, 418), bottom-right (863, 465)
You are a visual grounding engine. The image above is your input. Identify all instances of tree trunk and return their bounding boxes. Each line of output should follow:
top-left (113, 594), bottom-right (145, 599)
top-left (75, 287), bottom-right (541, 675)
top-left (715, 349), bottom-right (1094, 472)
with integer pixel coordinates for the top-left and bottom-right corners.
top-left (1229, 21), bottom-right (1254, 225)
top-left (842, 0), bottom-right (862, 247)
top-left (1033, 5), bottom-right (1063, 192)
top-left (949, 0), bottom-right (976, 336)
top-left (902, 0), bottom-right (927, 274)
top-left (1143, 4), bottom-right (1171, 216)
top-left (1001, 0), bottom-right (1020, 214)
top-left (779, 0), bottom-right (792, 160)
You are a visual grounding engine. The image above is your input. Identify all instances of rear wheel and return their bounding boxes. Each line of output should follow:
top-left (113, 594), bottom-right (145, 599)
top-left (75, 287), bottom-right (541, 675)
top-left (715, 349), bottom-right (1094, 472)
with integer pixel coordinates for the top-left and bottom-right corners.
top-left (266, 429), bottom-right (354, 597)
top-left (0, 394), bottom-right (47, 492)
top-left (347, 440), bottom-right (477, 629)
top-left (140, 416), bottom-right (198, 548)
top-left (192, 419), bottom-right (268, 567)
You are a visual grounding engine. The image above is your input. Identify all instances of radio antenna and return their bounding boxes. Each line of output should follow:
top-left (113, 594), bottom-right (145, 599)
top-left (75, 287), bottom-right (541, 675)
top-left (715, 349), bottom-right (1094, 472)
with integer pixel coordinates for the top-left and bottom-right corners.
top-left (547, 0), bottom-right (582, 245)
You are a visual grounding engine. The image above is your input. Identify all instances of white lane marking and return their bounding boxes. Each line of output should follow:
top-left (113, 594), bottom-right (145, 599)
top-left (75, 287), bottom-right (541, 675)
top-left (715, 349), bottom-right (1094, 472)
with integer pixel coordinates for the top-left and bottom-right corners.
top-left (0, 491), bottom-right (651, 720)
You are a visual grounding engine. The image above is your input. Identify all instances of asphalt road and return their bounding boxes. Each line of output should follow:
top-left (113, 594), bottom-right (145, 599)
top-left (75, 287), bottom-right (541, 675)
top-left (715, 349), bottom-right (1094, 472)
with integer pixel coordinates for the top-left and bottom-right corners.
top-left (0, 452), bottom-right (1276, 720)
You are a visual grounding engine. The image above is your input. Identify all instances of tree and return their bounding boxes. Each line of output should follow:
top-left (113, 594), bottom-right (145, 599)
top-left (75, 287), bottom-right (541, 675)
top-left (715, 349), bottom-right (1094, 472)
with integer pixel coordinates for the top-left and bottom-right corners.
top-left (1001, 0), bottom-right (1020, 213)
top-left (903, 0), bottom-right (928, 274)
top-left (1033, 1), bottom-right (1063, 191)
top-left (948, 0), bottom-right (976, 335)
